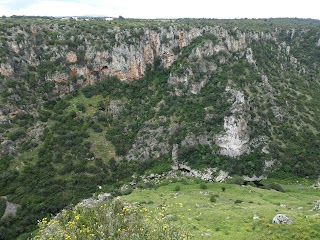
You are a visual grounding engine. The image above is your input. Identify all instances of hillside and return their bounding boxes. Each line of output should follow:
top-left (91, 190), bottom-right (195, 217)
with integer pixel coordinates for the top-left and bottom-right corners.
top-left (33, 178), bottom-right (320, 240)
top-left (1, 16), bottom-right (320, 239)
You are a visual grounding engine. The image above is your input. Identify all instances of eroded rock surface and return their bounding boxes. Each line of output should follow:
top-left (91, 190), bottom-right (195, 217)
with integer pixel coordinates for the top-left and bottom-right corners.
top-left (216, 87), bottom-right (250, 157)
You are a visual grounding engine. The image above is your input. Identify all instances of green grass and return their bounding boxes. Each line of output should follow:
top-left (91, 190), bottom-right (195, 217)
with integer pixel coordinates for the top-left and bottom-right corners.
top-left (122, 179), bottom-right (320, 240)
top-left (31, 177), bottom-right (320, 240)
top-left (88, 130), bottom-right (118, 163)
top-left (9, 145), bottom-right (40, 172)
top-left (67, 93), bottom-right (106, 117)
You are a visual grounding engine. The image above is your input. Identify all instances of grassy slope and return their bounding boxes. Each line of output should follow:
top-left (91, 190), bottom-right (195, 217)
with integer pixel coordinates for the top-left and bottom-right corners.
top-left (122, 179), bottom-right (320, 240)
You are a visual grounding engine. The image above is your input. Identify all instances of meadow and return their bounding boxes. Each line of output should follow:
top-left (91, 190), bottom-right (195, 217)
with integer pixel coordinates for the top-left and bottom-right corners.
top-left (33, 177), bottom-right (320, 240)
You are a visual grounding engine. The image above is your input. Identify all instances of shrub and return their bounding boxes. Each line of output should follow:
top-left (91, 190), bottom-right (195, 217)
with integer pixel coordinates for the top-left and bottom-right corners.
top-left (226, 175), bottom-right (244, 185)
top-left (91, 122), bottom-right (103, 133)
top-left (269, 183), bottom-right (285, 192)
top-left (221, 187), bottom-right (226, 192)
top-left (200, 183), bottom-right (208, 190)
top-left (75, 102), bottom-right (86, 112)
top-left (8, 128), bottom-right (27, 141)
top-left (122, 187), bottom-right (133, 196)
top-left (246, 181), bottom-right (256, 187)
top-left (174, 185), bottom-right (181, 192)
top-left (0, 197), bottom-right (6, 218)
top-left (33, 198), bottom-right (189, 240)
top-left (210, 195), bottom-right (216, 203)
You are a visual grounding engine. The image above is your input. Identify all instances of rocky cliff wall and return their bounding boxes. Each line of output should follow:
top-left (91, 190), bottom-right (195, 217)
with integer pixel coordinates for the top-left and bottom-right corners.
top-left (1, 24), bottom-right (275, 94)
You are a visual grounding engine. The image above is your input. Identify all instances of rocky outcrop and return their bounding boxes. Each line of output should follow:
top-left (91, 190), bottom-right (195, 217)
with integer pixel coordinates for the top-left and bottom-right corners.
top-left (216, 87), bottom-right (250, 157)
top-left (0, 63), bottom-right (14, 77)
top-left (243, 175), bottom-right (267, 181)
top-left (1, 140), bottom-right (15, 154)
top-left (107, 100), bottom-right (125, 119)
top-left (126, 124), bottom-right (171, 161)
top-left (0, 197), bottom-right (19, 220)
top-left (142, 163), bottom-right (228, 182)
top-left (272, 214), bottom-right (292, 224)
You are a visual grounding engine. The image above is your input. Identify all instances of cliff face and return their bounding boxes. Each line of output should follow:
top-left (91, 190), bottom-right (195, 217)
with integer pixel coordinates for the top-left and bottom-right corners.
top-left (1, 18), bottom-right (320, 168)
top-left (0, 24), bottom-right (274, 94)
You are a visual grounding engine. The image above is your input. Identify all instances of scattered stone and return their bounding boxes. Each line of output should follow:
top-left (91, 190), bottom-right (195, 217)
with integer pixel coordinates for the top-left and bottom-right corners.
top-left (253, 214), bottom-right (259, 220)
top-left (312, 200), bottom-right (320, 210)
top-left (201, 232), bottom-right (211, 237)
top-left (312, 182), bottom-right (320, 189)
top-left (272, 214), bottom-right (292, 224)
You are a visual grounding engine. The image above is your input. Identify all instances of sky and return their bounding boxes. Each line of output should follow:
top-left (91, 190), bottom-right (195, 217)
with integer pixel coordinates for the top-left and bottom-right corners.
top-left (0, 0), bottom-right (320, 19)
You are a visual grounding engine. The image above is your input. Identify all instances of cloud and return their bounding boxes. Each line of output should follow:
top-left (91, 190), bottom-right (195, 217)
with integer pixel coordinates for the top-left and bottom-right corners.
top-left (2, 0), bottom-right (41, 10)
top-left (1, 0), bottom-right (121, 17)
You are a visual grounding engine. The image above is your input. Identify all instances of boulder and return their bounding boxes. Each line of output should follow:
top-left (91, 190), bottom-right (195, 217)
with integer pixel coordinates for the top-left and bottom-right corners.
top-left (272, 214), bottom-right (292, 224)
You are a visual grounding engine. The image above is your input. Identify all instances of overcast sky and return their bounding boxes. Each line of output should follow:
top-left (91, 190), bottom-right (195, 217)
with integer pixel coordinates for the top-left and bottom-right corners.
top-left (1, 0), bottom-right (320, 19)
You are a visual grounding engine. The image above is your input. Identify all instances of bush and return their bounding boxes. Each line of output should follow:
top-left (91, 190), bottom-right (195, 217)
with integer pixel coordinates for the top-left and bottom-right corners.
top-left (226, 175), bottom-right (244, 185)
top-left (0, 197), bottom-right (6, 218)
top-left (75, 102), bottom-right (86, 112)
top-left (268, 183), bottom-right (285, 192)
top-left (8, 128), bottom-right (27, 141)
top-left (221, 187), bottom-right (226, 192)
top-left (91, 122), bottom-right (103, 133)
top-left (200, 183), bottom-right (208, 190)
top-left (210, 195), bottom-right (216, 203)
top-left (174, 185), bottom-right (181, 192)
top-left (122, 187), bottom-right (133, 196)
top-left (33, 198), bottom-right (189, 240)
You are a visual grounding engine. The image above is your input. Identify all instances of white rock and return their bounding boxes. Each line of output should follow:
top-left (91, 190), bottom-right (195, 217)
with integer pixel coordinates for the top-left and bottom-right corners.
top-left (243, 175), bottom-right (267, 181)
top-left (272, 214), bottom-right (292, 224)
top-left (215, 170), bottom-right (229, 182)
top-left (312, 200), bottom-right (320, 210)
top-left (216, 88), bottom-right (250, 157)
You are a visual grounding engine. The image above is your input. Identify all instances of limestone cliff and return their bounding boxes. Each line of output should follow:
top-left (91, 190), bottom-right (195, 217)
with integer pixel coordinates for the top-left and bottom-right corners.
top-left (0, 18), bottom-right (318, 166)
top-left (215, 87), bottom-right (250, 157)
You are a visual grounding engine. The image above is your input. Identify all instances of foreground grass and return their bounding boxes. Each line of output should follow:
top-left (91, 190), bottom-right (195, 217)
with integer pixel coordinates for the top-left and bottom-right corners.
top-left (33, 178), bottom-right (320, 240)
top-left (123, 180), bottom-right (320, 240)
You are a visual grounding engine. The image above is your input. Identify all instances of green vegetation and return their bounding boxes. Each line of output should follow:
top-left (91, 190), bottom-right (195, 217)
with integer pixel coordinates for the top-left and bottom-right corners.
top-left (123, 179), bottom-right (320, 240)
top-left (1, 16), bottom-right (320, 239)
top-left (33, 198), bottom-right (189, 240)
top-left (0, 198), bottom-right (6, 219)
top-left (33, 179), bottom-right (320, 240)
